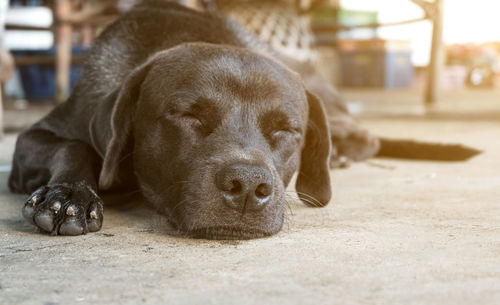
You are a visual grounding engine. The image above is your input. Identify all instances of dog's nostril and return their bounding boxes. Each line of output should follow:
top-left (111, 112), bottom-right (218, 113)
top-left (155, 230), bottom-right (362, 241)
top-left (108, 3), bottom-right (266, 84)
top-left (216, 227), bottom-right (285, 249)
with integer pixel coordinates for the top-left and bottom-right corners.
top-left (255, 183), bottom-right (271, 199)
top-left (229, 180), bottom-right (242, 194)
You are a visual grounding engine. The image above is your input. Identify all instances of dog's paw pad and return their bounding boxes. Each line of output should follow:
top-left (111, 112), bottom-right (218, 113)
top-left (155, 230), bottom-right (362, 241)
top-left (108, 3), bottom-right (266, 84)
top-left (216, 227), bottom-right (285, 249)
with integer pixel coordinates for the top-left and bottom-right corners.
top-left (22, 182), bottom-right (103, 236)
top-left (34, 209), bottom-right (56, 232)
top-left (59, 207), bottom-right (84, 236)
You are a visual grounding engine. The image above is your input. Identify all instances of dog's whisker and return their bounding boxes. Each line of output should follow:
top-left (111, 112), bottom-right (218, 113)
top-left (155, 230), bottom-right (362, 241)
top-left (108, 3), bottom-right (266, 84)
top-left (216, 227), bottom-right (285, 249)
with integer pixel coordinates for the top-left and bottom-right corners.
top-left (292, 191), bottom-right (324, 207)
top-left (297, 196), bottom-right (320, 207)
top-left (285, 192), bottom-right (319, 207)
top-left (284, 194), bottom-right (303, 206)
top-left (117, 151), bottom-right (134, 166)
top-left (284, 200), bottom-right (294, 217)
top-left (121, 189), bottom-right (142, 197)
top-left (280, 199), bottom-right (295, 233)
top-left (170, 198), bottom-right (189, 216)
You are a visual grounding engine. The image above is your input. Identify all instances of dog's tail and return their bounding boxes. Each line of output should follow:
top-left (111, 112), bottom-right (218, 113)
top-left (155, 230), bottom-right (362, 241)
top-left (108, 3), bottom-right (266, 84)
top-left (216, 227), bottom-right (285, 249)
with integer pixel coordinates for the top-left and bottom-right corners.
top-left (376, 137), bottom-right (482, 161)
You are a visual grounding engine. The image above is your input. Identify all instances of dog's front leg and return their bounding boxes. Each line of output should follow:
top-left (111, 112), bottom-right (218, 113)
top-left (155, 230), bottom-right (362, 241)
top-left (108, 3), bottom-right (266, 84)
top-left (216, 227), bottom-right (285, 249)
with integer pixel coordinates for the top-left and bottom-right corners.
top-left (9, 129), bottom-right (104, 235)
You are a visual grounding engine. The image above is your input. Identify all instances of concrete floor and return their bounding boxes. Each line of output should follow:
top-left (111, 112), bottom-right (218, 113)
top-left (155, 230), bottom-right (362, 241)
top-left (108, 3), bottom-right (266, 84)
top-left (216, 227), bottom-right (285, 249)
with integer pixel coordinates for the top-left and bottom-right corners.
top-left (1, 93), bottom-right (500, 304)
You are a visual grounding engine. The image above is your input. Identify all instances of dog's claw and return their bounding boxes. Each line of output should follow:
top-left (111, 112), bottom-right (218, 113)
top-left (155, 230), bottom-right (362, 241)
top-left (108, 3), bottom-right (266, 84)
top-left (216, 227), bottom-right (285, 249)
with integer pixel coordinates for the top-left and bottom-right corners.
top-left (66, 205), bottom-right (76, 216)
top-left (50, 201), bottom-right (61, 213)
top-left (28, 195), bottom-right (41, 206)
top-left (87, 202), bottom-right (103, 232)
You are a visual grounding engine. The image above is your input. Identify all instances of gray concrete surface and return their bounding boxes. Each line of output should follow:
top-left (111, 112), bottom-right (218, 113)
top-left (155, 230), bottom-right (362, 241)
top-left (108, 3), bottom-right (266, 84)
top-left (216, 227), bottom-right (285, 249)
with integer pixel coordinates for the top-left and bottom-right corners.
top-left (1, 118), bottom-right (499, 305)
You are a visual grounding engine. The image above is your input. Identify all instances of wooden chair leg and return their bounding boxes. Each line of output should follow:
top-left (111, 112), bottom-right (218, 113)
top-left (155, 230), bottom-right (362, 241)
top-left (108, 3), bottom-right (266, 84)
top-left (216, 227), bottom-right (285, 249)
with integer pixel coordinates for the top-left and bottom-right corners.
top-left (0, 0), bottom-right (7, 138)
top-left (425, 0), bottom-right (444, 105)
top-left (55, 0), bottom-right (73, 104)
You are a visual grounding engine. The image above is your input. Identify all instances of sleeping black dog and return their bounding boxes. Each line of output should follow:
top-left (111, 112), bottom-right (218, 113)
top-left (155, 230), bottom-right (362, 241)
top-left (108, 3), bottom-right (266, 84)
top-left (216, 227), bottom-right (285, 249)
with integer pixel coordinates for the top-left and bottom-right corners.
top-left (9, 1), bottom-right (332, 239)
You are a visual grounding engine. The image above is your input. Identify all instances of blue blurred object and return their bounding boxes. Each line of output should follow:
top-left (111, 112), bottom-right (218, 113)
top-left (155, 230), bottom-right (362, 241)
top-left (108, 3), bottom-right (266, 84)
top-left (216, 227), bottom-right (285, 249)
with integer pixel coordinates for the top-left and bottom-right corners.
top-left (339, 40), bottom-right (414, 89)
top-left (12, 46), bottom-right (85, 100)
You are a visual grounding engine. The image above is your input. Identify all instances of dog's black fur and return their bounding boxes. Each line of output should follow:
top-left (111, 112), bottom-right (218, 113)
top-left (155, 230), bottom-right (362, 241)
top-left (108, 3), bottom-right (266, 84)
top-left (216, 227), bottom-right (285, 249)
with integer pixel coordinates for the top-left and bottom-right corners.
top-left (9, 2), bottom-right (332, 239)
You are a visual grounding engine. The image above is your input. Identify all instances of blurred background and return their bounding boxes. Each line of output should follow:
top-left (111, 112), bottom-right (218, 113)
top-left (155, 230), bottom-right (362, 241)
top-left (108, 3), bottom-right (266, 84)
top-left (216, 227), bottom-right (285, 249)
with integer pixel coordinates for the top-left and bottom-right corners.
top-left (0, 0), bottom-right (499, 135)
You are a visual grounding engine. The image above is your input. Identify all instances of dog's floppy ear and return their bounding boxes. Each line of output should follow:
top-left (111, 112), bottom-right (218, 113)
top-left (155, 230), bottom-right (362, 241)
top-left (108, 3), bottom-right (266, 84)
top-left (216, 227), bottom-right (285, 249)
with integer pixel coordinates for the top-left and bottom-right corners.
top-left (295, 91), bottom-right (332, 207)
top-left (97, 61), bottom-right (153, 190)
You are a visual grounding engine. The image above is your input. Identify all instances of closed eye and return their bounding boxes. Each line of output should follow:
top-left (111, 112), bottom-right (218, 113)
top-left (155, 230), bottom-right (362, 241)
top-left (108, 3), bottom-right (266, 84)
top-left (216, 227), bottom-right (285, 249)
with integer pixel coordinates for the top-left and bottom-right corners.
top-left (182, 98), bottom-right (221, 136)
top-left (270, 126), bottom-right (300, 136)
top-left (260, 109), bottom-right (302, 148)
top-left (269, 127), bottom-right (302, 145)
top-left (182, 112), bottom-right (202, 122)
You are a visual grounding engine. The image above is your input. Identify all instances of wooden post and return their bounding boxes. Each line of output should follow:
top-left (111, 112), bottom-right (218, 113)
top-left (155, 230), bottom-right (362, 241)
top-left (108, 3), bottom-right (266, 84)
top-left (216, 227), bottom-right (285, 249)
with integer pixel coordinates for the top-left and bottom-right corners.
top-left (331, 0), bottom-right (340, 44)
top-left (425, 0), bottom-right (444, 105)
top-left (0, 0), bottom-right (8, 138)
top-left (55, 0), bottom-right (73, 104)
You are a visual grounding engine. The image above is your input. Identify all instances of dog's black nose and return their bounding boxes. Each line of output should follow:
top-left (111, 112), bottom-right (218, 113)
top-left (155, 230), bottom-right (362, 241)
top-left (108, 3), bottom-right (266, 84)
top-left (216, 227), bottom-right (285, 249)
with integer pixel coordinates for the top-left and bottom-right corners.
top-left (216, 163), bottom-right (273, 213)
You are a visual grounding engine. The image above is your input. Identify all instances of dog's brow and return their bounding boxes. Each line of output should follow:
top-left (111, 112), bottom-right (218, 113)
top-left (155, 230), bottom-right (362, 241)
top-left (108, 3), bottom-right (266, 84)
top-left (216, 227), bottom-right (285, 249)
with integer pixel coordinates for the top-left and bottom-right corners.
top-left (155, 91), bottom-right (198, 116)
top-left (166, 91), bottom-right (198, 103)
top-left (260, 109), bottom-right (300, 134)
top-left (225, 74), bottom-right (281, 102)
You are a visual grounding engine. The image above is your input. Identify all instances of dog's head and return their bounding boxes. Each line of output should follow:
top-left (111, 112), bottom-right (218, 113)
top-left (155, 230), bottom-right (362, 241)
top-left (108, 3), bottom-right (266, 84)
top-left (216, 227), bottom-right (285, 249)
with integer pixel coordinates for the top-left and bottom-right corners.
top-left (99, 43), bottom-right (331, 239)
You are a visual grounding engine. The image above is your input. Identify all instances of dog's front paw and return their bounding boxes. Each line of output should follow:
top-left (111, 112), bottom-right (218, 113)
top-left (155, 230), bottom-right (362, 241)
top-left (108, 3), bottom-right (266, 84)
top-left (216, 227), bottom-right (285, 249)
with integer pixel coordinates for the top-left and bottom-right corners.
top-left (22, 182), bottom-right (103, 235)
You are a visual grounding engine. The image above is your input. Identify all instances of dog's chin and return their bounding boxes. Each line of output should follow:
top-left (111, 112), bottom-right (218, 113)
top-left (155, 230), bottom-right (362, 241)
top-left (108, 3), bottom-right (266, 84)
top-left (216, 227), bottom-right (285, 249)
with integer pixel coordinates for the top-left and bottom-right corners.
top-left (167, 217), bottom-right (284, 240)
top-left (185, 226), bottom-right (278, 240)
top-left (160, 195), bottom-right (285, 240)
